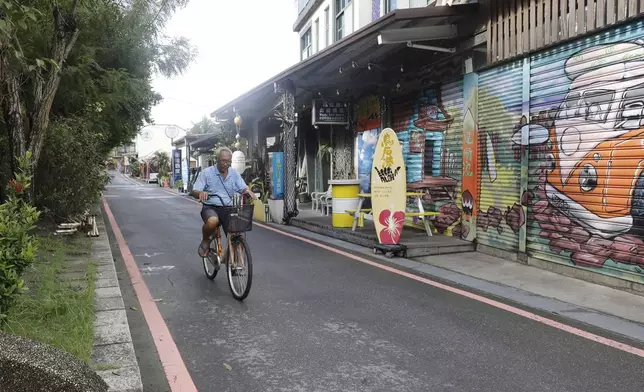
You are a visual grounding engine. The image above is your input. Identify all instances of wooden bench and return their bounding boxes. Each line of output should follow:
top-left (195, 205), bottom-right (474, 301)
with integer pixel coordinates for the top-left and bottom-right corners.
top-left (405, 211), bottom-right (440, 236)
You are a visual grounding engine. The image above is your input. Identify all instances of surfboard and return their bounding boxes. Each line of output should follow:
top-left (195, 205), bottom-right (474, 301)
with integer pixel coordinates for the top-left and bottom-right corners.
top-left (371, 128), bottom-right (407, 245)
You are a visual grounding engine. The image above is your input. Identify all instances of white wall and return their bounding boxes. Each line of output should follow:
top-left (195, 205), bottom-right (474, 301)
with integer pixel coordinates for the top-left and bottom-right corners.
top-left (135, 125), bottom-right (187, 161)
top-left (355, 0), bottom-right (373, 28)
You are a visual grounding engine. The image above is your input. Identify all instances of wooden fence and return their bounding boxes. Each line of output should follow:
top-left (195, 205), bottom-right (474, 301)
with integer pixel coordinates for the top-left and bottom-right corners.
top-left (487, 0), bottom-right (644, 62)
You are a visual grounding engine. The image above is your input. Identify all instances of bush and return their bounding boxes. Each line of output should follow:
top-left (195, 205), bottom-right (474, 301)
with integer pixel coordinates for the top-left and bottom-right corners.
top-left (0, 154), bottom-right (40, 323)
top-left (35, 117), bottom-right (109, 221)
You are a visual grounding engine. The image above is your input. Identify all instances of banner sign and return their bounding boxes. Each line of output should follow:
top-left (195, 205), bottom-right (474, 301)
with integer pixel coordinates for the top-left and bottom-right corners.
top-left (312, 99), bottom-right (349, 125)
top-left (271, 152), bottom-right (285, 199)
top-left (172, 149), bottom-right (182, 181)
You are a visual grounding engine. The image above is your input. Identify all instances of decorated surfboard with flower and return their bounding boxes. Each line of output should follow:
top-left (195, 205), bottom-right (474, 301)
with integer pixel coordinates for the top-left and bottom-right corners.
top-left (371, 128), bottom-right (406, 245)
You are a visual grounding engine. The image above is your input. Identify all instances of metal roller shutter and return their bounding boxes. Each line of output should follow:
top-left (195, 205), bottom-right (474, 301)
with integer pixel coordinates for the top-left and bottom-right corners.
top-left (440, 80), bottom-right (464, 207)
top-left (392, 93), bottom-right (423, 183)
top-left (527, 21), bottom-right (644, 282)
top-left (477, 61), bottom-right (524, 251)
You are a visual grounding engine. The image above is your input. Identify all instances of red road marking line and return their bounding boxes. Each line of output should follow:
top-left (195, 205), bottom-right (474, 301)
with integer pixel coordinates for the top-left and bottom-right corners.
top-left (102, 198), bottom-right (199, 392)
top-left (162, 187), bottom-right (644, 358)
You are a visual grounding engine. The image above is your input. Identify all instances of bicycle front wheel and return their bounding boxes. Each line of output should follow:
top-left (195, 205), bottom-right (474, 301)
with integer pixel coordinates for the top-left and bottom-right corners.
top-left (227, 236), bottom-right (253, 301)
top-left (203, 237), bottom-right (220, 280)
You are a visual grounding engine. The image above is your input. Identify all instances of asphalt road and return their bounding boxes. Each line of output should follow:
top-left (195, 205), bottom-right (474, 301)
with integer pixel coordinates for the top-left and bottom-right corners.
top-left (103, 172), bottom-right (644, 392)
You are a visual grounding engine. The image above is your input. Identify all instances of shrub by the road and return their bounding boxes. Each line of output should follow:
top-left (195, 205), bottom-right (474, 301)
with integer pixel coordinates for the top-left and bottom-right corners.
top-left (35, 117), bottom-right (109, 222)
top-left (0, 154), bottom-right (40, 323)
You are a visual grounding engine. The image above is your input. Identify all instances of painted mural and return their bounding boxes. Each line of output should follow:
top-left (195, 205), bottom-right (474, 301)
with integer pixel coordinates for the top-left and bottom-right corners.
top-left (516, 22), bottom-right (644, 282)
top-left (455, 73), bottom-right (479, 241)
top-left (475, 62), bottom-right (525, 251)
top-left (391, 88), bottom-right (463, 235)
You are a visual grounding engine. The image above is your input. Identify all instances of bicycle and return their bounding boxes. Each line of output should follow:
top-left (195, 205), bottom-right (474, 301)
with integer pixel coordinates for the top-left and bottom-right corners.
top-left (201, 194), bottom-right (254, 301)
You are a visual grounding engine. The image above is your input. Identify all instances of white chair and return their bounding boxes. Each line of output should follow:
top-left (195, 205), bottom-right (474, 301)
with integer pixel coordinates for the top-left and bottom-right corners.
top-left (321, 192), bottom-right (333, 216)
top-left (311, 185), bottom-right (331, 213)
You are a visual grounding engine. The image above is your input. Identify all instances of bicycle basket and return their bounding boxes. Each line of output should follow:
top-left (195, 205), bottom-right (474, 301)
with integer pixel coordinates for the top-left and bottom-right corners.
top-left (226, 204), bottom-right (254, 232)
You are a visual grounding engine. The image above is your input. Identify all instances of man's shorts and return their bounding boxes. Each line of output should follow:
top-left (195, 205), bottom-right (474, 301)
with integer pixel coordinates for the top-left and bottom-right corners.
top-left (201, 205), bottom-right (234, 236)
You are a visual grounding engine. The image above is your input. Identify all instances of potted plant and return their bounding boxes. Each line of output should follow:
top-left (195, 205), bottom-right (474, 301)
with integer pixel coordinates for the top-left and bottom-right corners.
top-left (175, 180), bottom-right (184, 193)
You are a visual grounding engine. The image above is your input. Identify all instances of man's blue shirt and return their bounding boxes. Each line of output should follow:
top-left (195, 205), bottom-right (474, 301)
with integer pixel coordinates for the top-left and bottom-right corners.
top-left (193, 166), bottom-right (247, 206)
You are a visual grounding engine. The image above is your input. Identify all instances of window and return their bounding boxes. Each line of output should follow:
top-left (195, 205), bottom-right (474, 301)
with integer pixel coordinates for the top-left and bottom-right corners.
top-left (300, 28), bottom-right (312, 60)
top-left (335, 14), bottom-right (344, 41)
top-left (424, 139), bottom-right (435, 176)
top-left (314, 18), bottom-right (319, 53)
top-left (324, 7), bottom-right (330, 47)
top-left (411, 0), bottom-right (435, 6)
top-left (335, 0), bottom-right (351, 41)
top-left (384, 0), bottom-right (397, 13)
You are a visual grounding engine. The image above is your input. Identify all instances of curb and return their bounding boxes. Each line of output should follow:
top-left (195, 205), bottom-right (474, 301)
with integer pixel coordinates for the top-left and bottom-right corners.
top-left (264, 221), bottom-right (644, 346)
top-left (91, 212), bottom-right (143, 392)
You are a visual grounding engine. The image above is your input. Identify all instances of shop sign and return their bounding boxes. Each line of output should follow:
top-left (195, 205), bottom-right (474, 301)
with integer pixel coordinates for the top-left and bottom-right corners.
top-left (271, 152), bottom-right (285, 199)
top-left (172, 149), bottom-right (182, 181)
top-left (312, 99), bottom-right (349, 125)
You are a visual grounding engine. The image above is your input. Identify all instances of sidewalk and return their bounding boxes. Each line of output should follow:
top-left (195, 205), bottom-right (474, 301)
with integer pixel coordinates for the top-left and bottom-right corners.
top-left (92, 207), bottom-right (143, 392)
top-left (269, 222), bottom-right (644, 345)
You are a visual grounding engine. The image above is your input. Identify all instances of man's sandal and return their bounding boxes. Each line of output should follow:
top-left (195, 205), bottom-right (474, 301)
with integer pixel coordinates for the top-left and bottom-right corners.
top-left (198, 242), bottom-right (209, 257)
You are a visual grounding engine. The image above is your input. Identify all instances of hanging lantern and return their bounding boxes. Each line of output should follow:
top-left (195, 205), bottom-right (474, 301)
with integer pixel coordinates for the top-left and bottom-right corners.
top-left (231, 150), bottom-right (246, 174)
top-left (234, 114), bottom-right (243, 128)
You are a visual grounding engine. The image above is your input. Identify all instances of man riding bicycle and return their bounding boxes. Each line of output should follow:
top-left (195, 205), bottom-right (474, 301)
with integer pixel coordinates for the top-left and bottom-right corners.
top-left (191, 147), bottom-right (256, 258)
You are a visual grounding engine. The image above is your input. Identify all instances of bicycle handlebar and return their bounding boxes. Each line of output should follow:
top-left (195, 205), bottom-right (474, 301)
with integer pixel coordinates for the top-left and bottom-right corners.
top-left (199, 192), bottom-right (251, 207)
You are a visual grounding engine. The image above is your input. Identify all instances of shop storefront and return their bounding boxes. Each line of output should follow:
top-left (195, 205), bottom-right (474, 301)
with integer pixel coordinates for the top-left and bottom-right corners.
top-left (468, 8), bottom-right (644, 286)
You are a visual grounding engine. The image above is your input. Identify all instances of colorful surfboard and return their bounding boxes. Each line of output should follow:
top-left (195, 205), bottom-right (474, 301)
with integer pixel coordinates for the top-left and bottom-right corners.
top-left (371, 128), bottom-right (406, 245)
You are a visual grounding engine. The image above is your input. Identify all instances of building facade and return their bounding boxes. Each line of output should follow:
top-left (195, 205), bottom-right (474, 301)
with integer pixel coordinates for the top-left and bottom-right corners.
top-left (214, 0), bottom-right (644, 292)
top-left (295, 0), bottom-right (442, 60)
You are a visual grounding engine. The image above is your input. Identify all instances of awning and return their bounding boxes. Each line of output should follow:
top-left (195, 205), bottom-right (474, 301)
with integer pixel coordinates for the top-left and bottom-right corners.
top-left (211, 4), bottom-right (481, 121)
top-left (190, 133), bottom-right (220, 152)
top-left (172, 134), bottom-right (200, 148)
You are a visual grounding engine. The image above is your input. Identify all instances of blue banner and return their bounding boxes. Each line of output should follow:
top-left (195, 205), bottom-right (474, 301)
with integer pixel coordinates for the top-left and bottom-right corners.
top-left (172, 149), bottom-right (182, 181)
top-left (271, 152), bottom-right (284, 199)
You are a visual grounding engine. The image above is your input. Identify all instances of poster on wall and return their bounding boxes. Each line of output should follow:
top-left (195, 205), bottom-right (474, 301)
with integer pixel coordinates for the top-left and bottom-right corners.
top-left (357, 129), bottom-right (380, 194)
top-left (271, 152), bottom-right (285, 199)
top-left (312, 99), bottom-right (349, 125)
top-left (172, 149), bottom-right (182, 181)
top-left (356, 95), bottom-right (380, 132)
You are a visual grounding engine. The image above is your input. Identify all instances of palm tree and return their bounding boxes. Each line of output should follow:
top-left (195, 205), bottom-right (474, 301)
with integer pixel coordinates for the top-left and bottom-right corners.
top-left (154, 151), bottom-right (170, 179)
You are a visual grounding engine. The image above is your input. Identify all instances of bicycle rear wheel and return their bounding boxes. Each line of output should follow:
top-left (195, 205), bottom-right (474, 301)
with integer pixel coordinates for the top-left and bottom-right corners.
top-left (203, 237), bottom-right (220, 280)
top-left (227, 236), bottom-right (253, 301)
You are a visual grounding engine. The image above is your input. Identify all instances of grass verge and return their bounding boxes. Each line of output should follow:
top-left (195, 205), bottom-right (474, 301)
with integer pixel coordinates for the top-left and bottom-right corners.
top-left (3, 232), bottom-right (97, 363)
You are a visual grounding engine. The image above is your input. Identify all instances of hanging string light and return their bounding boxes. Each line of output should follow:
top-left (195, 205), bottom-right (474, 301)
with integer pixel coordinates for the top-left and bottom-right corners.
top-left (234, 114), bottom-right (242, 149)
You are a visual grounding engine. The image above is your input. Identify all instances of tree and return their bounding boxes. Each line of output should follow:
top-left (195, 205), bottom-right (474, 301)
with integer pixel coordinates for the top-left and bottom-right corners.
top-left (0, 0), bottom-right (196, 187)
top-left (0, 0), bottom-right (81, 173)
top-left (154, 151), bottom-right (170, 179)
top-left (189, 116), bottom-right (220, 135)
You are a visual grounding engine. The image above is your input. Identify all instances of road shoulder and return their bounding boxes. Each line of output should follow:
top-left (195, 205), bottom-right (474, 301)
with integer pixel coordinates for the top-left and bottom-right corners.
top-left (264, 221), bottom-right (644, 347)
